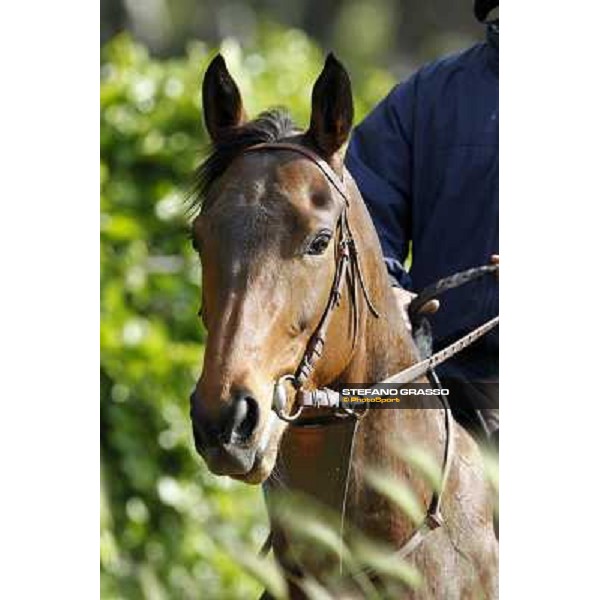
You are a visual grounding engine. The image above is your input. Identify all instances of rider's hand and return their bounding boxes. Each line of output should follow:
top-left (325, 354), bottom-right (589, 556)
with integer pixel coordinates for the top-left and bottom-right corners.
top-left (392, 287), bottom-right (439, 333)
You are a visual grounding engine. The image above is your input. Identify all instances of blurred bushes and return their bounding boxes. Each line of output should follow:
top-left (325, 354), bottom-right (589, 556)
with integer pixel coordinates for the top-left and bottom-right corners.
top-left (101, 23), bottom-right (395, 599)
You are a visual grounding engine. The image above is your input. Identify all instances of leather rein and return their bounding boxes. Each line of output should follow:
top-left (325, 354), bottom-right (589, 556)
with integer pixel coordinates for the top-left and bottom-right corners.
top-left (244, 142), bottom-right (499, 566)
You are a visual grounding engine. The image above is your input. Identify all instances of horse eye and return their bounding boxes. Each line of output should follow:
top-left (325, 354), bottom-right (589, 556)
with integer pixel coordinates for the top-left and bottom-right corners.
top-left (306, 231), bottom-right (332, 256)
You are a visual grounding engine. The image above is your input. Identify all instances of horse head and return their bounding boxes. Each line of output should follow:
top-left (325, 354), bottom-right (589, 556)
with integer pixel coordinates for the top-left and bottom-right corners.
top-left (189, 54), bottom-right (360, 483)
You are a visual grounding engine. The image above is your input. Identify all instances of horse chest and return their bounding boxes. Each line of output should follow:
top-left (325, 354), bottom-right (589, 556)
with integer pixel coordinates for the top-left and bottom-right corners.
top-left (274, 422), bottom-right (356, 511)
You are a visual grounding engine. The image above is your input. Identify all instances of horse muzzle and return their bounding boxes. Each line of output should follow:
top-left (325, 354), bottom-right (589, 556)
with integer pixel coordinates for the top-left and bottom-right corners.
top-left (190, 388), bottom-right (261, 476)
top-left (198, 439), bottom-right (258, 476)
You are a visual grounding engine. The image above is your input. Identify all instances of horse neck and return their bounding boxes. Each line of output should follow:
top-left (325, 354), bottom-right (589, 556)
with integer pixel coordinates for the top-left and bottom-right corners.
top-left (332, 189), bottom-right (448, 542)
top-left (271, 187), bottom-right (445, 524)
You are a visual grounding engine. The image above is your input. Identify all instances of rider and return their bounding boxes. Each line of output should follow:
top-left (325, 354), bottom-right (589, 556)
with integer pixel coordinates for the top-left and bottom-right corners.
top-left (345, 0), bottom-right (499, 445)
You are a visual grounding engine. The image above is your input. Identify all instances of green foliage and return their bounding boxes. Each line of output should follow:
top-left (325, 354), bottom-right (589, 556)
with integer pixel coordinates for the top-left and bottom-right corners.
top-left (101, 24), bottom-right (395, 599)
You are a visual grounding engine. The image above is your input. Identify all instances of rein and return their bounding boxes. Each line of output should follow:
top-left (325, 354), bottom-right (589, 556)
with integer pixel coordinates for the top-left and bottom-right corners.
top-left (246, 142), bottom-right (499, 570)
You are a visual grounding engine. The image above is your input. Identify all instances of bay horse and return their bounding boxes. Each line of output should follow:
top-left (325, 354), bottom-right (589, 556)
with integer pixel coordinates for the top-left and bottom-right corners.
top-left (189, 53), bottom-right (498, 598)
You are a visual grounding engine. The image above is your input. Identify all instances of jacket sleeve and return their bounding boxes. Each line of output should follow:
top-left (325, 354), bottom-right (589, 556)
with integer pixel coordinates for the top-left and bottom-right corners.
top-left (345, 79), bottom-right (416, 290)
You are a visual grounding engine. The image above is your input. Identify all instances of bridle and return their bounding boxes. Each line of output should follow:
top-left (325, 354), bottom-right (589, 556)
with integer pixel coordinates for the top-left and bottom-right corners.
top-left (243, 141), bottom-right (499, 569)
top-left (245, 141), bottom-right (498, 422)
top-left (245, 142), bottom-right (379, 425)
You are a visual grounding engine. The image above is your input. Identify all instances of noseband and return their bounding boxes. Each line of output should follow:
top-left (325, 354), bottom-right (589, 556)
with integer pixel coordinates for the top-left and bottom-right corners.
top-left (244, 142), bottom-right (379, 425)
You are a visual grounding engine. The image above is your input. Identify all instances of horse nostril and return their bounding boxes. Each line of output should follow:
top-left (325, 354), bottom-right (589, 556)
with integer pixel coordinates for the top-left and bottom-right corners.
top-left (190, 387), bottom-right (260, 449)
top-left (229, 393), bottom-right (259, 443)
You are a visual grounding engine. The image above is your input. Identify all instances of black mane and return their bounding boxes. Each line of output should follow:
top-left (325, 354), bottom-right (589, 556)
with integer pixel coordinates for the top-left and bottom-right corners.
top-left (191, 108), bottom-right (298, 213)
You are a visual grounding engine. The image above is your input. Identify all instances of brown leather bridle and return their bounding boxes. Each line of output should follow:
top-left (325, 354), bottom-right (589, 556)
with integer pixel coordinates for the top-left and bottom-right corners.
top-left (244, 142), bottom-right (498, 424)
top-left (244, 141), bottom-right (498, 569)
top-left (244, 142), bottom-right (379, 425)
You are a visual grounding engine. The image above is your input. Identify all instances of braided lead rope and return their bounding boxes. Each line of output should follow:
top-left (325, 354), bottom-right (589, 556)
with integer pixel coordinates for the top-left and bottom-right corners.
top-left (298, 314), bottom-right (499, 409)
top-left (381, 315), bottom-right (499, 386)
top-left (408, 264), bottom-right (498, 323)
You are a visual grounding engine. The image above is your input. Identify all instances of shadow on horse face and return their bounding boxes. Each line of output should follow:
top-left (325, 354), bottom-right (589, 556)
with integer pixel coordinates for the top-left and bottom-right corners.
top-left (189, 54), bottom-right (354, 484)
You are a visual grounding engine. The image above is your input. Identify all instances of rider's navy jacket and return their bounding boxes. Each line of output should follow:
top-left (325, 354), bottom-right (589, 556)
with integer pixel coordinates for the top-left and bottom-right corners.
top-left (345, 32), bottom-right (498, 379)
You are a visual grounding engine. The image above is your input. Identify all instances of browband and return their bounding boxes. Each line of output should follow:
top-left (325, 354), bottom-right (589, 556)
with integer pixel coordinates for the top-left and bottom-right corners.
top-left (244, 142), bottom-right (351, 206)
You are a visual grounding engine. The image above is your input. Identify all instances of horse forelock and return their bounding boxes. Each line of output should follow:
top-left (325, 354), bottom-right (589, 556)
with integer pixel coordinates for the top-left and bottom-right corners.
top-left (190, 108), bottom-right (299, 215)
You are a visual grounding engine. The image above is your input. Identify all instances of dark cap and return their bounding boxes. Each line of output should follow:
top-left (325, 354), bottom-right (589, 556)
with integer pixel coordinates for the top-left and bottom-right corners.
top-left (474, 0), bottom-right (498, 21)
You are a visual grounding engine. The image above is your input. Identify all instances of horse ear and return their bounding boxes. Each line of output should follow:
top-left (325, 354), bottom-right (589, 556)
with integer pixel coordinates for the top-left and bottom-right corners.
top-left (202, 54), bottom-right (247, 142)
top-left (307, 53), bottom-right (354, 159)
